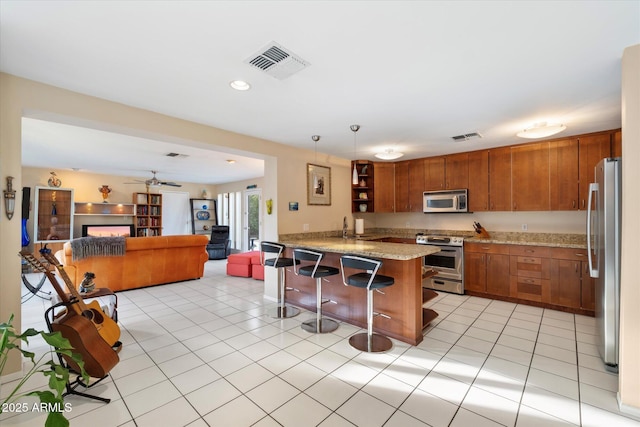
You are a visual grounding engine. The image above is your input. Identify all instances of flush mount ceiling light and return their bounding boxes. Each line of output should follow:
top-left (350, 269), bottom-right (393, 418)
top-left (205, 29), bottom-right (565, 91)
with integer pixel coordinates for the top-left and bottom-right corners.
top-left (226, 159), bottom-right (236, 164)
top-left (374, 149), bottom-right (404, 160)
top-left (229, 80), bottom-right (251, 91)
top-left (517, 122), bottom-right (566, 139)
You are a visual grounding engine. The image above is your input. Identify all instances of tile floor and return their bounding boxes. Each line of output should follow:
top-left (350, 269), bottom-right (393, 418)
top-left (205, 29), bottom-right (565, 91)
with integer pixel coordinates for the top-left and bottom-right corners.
top-left (2, 259), bottom-right (639, 427)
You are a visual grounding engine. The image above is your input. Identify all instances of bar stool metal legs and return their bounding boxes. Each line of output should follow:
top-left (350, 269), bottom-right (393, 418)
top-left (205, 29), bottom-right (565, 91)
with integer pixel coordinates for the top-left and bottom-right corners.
top-left (348, 287), bottom-right (392, 352)
top-left (340, 254), bottom-right (395, 353)
top-left (261, 241), bottom-right (300, 319)
top-left (270, 265), bottom-right (300, 318)
top-left (301, 276), bottom-right (339, 333)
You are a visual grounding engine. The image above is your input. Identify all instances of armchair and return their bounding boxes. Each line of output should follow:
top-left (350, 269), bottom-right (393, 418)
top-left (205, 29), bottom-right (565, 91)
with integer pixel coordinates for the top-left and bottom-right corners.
top-left (206, 225), bottom-right (231, 260)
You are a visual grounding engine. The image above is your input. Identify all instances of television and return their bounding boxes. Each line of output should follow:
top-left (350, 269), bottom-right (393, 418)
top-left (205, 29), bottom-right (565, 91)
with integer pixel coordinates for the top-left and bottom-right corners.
top-left (82, 224), bottom-right (134, 238)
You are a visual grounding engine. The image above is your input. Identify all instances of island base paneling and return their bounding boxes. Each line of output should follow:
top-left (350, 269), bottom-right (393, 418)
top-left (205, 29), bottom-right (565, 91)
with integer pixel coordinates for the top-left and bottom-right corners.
top-left (283, 250), bottom-right (434, 346)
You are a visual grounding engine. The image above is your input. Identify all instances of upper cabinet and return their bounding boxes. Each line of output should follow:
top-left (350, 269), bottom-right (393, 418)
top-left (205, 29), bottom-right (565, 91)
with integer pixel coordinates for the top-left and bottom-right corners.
top-left (373, 162), bottom-right (395, 213)
top-left (468, 150), bottom-right (489, 212)
top-left (613, 130), bottom-right (622, 157)
top-left (445, 153), bottom-right (469, 190)
top-left (549, 138), bottom-right (579, 210)
top-left (488, 147), bottom-right (511, 211)
top-left (34, 187), bottom-right (74, 243)
top-left (511, 142), bottom-right (550, 211)
top-left (351, 160), bottom-right (375, 213)
top-left (424, 157), bottom-right (445, 191)
top-left (578, 133), bottom-right (612, 210)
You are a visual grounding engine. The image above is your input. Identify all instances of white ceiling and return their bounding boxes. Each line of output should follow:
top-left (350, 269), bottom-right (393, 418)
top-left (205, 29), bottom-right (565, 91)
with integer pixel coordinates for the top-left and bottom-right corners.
top-left (1, 1), bottom-right (638, 185)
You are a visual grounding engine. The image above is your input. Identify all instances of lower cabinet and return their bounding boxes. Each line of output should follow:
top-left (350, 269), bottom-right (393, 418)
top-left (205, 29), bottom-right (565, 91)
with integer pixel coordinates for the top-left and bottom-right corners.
top-left (464, 243), bottom-right (595, 315)
top-left (464, 243), bottom-right (510, 296)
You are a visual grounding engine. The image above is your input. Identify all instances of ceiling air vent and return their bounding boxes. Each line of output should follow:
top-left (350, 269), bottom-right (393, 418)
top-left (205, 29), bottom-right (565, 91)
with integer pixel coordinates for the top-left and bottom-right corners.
top-left (451, 132), bottom-right (483, 142)
top-left (245, 41), bottom-right (310, 80)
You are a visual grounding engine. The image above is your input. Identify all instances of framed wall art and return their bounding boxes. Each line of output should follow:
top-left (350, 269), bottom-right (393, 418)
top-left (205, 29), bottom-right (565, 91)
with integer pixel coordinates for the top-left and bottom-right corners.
top-left (307, 163), bottom-right (331, 206)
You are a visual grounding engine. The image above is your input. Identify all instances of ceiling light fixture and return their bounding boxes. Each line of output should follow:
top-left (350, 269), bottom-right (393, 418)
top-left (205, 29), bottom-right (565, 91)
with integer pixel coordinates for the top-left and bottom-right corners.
top-left (350, 124), bottom-right (360, 185)
top-left (375, 149), bottom-right (404, 160)
top-left (229, 80), bottom-right (251, 91)
top-left (226, 159), bottom-right (236, 164)
top-left (516, 122), bottom-right (566, 139)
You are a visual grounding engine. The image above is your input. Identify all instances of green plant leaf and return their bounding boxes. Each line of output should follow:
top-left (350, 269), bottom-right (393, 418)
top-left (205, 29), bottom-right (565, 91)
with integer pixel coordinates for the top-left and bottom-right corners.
top-left (45, 411), bottom-right (69, 427)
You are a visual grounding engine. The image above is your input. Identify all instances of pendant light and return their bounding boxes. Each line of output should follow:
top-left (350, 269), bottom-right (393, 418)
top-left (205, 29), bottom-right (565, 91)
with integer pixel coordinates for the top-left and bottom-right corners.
top-left (350, 124), bottom-right (360, 185)
top-left (312, 135), bottom-right (320, 189)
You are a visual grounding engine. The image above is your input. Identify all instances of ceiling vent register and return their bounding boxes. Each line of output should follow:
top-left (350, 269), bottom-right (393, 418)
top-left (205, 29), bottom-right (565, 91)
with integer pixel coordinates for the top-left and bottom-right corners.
top-left (451, 132), bottom-right (483, 142)
top-left (245, 41), bottom-right (310, 80)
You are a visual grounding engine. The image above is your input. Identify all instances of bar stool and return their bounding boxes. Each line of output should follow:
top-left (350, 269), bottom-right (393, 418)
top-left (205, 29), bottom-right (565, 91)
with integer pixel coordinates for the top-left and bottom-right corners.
top-left (293, 248), bottom-right (339, 333)
top-left (261, 241), bottom-right (300, 318)
top-left (340, 254), bottom-right (395, 352)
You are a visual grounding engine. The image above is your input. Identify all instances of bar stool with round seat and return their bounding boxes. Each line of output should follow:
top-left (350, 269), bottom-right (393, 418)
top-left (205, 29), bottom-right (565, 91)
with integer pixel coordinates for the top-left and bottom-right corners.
top-left (261, 241), bottom-right (300, 318)
top-left (292, 248), bottom-right (340, 333)
top-left (340, 254), bottom-right (395, 352)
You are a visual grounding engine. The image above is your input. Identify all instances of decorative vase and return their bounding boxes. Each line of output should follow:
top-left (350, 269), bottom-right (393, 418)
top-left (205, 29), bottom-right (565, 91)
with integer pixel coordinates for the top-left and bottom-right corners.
top-left (51, 203), bottom-right (57, 216)
top-left (359, 204), bottom-right (367, 212)
top-left (21, 218), bottom-right (30, 247)
top-left (359, 179), bottom-right (366, 187)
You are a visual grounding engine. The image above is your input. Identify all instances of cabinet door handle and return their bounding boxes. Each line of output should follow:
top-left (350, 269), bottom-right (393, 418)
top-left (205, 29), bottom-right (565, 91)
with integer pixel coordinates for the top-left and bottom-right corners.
top-left (487, 255), bottom-right (491, 263)
top-left (575, 263), bottom-right (579, 273)
top-left (525, 249), bottom-right (535, 253)
top-left (582, 199), bottom-right (586, 209)
top-left (481, 247), bottom-right (490, 250)
top-left (481, 255), bottom-right (485, 262)
top-left (575, 253), bottom-right (584, 257)
top-left (572, 200), bottom-right (576, 209)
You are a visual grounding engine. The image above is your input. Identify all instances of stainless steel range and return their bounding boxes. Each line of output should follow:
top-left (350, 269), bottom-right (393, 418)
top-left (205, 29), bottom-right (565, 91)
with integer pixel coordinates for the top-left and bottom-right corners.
top-left (416, 234), bottom-right (464, 294)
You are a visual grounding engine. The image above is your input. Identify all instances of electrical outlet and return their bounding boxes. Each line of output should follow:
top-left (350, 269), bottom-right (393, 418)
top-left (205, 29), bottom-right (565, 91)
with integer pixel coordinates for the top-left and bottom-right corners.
top-left (303, 224), bottom-right (309, 231)
top-left (521, 224), bottom-right (528, 231)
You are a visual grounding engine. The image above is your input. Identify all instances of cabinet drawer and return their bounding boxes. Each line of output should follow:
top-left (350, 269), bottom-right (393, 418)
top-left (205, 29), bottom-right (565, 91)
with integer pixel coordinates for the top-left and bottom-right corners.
top-left (510, 256), bottom-right (550, 279)
top-left (510, 276), bottom-right (550, 302)
top-left (465, 242), bottom-right (510, 254)
top-left (550, 247), bottom-right (587, 261)
top-left (509, 245), bottom-right (551, 257)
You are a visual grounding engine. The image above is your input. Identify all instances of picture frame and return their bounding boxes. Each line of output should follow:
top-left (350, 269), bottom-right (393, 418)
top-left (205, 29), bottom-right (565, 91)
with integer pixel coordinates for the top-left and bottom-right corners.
top-left (307, 163), bottom-right (331, 205)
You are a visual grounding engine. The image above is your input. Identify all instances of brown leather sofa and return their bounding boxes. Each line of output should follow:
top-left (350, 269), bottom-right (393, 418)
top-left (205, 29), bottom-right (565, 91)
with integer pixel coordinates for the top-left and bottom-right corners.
top-left (62, 235), bottom-right (209, 292)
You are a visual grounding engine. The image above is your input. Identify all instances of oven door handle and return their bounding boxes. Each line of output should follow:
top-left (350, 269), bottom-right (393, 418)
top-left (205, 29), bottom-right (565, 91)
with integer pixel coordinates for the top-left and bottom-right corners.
top-left (437, 249), bottom-right (458, 253)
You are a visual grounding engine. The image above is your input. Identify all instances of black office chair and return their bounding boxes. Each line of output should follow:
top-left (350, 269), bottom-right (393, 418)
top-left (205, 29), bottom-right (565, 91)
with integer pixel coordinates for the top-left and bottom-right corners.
top-left (206, 225), bottom-right (231, 260)
top-left (340, 254), bottom-right (395, 352)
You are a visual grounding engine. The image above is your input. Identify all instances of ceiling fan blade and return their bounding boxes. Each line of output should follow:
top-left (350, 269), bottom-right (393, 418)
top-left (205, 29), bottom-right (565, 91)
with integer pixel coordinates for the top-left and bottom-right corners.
top-left (161, 182), bottom-right (182, 187)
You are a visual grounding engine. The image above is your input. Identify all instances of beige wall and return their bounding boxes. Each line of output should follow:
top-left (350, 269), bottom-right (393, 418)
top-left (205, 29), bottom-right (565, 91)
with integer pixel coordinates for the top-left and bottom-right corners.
top-left (619, 44), bottom-right (640, 412)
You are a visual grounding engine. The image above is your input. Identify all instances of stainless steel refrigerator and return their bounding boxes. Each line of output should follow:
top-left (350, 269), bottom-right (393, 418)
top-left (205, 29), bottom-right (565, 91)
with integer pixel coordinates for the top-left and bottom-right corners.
top-left (587, 157), bottom-right (621, 373)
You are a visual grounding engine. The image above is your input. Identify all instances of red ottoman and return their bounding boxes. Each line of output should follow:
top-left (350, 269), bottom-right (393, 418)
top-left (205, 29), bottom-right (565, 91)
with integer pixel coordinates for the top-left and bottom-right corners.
top-left (250, 253), bottom-right (264, 280)
top-left (226, 251), bottom-right (263, 279)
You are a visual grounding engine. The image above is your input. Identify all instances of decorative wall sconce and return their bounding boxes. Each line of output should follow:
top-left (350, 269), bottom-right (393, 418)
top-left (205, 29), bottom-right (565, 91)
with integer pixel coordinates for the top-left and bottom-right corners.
top-left (266, 198), bottom-right (273, 215)
top-left (3, 176), bottom-right (16, 220)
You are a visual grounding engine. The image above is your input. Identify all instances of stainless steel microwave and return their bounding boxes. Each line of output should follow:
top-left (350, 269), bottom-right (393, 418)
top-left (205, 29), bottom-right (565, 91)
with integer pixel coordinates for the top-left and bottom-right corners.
top-left (423, 189), bottom-right (468, 213)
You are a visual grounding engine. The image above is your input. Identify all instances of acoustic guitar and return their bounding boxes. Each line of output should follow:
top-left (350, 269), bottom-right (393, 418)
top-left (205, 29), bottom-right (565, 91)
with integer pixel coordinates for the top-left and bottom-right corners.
top-left (20, 251), bottom-right (121, 348)
top-left (50, 307), bottom-right (119, 378)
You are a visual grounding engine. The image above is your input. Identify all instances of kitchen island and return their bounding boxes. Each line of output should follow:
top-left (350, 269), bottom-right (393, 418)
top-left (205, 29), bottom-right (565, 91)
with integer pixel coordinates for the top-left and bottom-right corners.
top-left (278, 237), bottom-right (440, 346)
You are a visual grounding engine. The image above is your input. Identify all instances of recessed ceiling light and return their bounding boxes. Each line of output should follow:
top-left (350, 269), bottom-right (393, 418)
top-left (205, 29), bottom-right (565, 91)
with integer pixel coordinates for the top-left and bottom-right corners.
top-left (230, 80), bottom-right (251, 91)
top-left (517, 122), bottom-right (566, 139)
top-left (226, 159), bottom-right (236, 164)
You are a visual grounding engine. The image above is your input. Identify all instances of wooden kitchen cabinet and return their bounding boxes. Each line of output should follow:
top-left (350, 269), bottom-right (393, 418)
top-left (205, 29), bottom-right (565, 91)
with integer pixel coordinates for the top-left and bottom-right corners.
top-left (445, 153), bottom-right (469, 190)
top-left (468, 150), bottom-right (489, 211)
top-left (549, 247), bottom-right (594, 311)
top-left (464, 242), bottom-right (510, 296)
top-left (511, 142), bottom-right (550, 211)
top-left (395, 159), bottom-right (424, 212)
top-left (424, 157), bottom-right (445, 191)
top-left (509, 245), bottom-right (551, 302)
top-left (351, 160), bottom-right (375, 213)
top-left (374, 161), bottom-right (395, 213)
top-left (578, 132), bottom-right (612, 210)
top-left (550, 138), bottom-right (579, 210)
top-left (488, 147), bottom-right (511, 211)
top-left (612, 130), bottom-right (622, 157)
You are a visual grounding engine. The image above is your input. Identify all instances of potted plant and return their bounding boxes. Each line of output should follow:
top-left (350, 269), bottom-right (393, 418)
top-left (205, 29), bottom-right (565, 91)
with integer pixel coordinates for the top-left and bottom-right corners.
top-left (1, 314), bottom-right (88, 427)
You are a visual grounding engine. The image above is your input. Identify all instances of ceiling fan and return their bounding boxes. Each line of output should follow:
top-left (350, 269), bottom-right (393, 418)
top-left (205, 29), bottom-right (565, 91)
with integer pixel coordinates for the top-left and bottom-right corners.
top-left (124, 170), bottom-right (182, 188)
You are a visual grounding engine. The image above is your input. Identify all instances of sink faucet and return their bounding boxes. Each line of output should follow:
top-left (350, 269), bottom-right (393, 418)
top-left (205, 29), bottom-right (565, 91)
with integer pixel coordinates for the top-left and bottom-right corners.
top-left (343, 216), bottom-right (348, 239)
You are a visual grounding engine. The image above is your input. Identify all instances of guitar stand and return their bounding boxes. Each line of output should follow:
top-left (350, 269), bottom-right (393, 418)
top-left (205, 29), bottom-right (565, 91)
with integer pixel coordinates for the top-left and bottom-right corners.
top-left (44, 303), bottom-right (112, 405)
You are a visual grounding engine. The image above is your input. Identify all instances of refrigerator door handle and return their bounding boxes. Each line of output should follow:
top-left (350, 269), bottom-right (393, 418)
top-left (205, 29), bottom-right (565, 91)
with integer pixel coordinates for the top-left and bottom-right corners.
top-left (587, 182), bottom-right (599, 278)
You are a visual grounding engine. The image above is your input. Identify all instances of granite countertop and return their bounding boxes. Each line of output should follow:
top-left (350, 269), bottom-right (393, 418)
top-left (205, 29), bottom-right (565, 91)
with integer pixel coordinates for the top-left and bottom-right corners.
top-left (278, 238), bottom-right (440, 261)
top-left (280, 228), bottom-right (587, 250)
top-left (465, 232), bottom-right (587, 249)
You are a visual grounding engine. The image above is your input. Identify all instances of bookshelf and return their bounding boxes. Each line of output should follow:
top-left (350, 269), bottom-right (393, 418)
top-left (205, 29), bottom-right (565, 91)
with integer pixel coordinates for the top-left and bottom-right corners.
top-left (133, 192), bottom-right (162, 236)
top-left (190, 198), bottom-right (218, 235)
